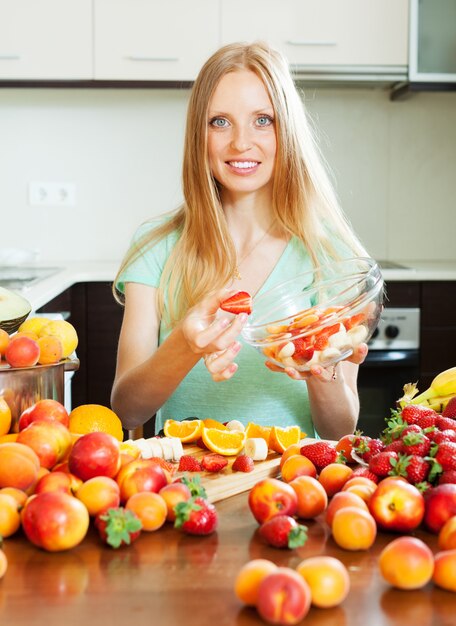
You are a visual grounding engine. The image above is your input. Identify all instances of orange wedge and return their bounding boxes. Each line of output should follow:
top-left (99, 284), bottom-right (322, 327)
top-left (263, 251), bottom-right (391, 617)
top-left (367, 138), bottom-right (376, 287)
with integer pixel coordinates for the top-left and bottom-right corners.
top-left (201, 427), bottom-right (246, 456)
top-left (268, 425), bottom-right (302, 454)
top-left (203, 418), bottom-right (227, 430)
top-left (163, 419), bottom-right (203, 443)
top-left (245, 422), bottom-right (272, 447)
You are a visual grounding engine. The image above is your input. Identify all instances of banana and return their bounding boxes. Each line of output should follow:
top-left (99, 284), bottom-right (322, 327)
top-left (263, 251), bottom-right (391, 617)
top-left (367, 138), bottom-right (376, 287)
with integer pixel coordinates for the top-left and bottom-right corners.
top-left (244, 437), bottom-right (268, 461)
top-left (225, 420), bottom-right (245, 432)
top-left (147, 438), bottom-right (164, 458)
top-left (412, 367), bottom-right (456, 405)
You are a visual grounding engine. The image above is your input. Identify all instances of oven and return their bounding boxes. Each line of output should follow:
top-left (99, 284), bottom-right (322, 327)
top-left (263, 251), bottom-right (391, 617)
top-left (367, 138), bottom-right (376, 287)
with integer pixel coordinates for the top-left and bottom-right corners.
top-left (356, 307), bottom-right (420, 437)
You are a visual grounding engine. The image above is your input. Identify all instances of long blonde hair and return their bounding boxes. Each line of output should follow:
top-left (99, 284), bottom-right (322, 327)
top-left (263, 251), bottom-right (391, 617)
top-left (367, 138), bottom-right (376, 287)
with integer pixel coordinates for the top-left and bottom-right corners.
top-left (114, 41), bottom-right (366, 324)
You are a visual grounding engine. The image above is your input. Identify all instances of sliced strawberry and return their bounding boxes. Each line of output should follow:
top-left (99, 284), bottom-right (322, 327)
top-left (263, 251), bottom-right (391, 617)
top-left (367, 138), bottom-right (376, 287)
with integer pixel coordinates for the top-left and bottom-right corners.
top-left (220, 291), bottom-right (252, 315)
top-left (343, 313), bottom-right (366, 330)
top-left (442, 397), bottom-right (456, 419)
top-left (201, 453), bottom-right (228, 473)
top-left (293, 336), bottom-right (314, 360)
top-left (178, 455), bottom-right (203, 472)
top-left (232, 455), bottom-right (254, 472)
top-left (148, 457), bottom-right (177, 475)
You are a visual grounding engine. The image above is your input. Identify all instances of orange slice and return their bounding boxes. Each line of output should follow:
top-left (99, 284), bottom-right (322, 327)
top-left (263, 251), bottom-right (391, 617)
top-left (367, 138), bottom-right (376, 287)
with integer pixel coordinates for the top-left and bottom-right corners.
top-left (245, 422), bottom-right (272, 447)
top-left (163, 419), bottom-right (203, 443)
top-left (203, 418), bottom-right (227, 430)
top-left (201, 427), bottom-right (246, 456)
top-left (268, 425), bottom-right (302, 454)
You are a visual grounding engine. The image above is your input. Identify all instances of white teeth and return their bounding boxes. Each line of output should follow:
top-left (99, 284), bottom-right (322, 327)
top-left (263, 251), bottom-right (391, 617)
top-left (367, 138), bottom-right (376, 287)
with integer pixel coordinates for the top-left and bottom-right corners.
top-left (229, 161), bottom-right (258, 169)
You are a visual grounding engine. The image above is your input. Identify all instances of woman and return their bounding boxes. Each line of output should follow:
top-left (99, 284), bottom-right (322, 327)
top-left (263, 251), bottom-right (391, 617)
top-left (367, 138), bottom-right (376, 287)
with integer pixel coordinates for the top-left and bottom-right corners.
top-left (111, 41), bottom-right (368, 439)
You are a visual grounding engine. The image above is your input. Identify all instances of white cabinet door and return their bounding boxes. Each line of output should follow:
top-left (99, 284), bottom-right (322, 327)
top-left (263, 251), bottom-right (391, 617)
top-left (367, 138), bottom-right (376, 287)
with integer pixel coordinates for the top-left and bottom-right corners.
top-left (94, 0), bottom-right (220, 81)
top-left (0, 0), bottom-right (92, 79)
top-left (221, 0), bottom-right (408, 70)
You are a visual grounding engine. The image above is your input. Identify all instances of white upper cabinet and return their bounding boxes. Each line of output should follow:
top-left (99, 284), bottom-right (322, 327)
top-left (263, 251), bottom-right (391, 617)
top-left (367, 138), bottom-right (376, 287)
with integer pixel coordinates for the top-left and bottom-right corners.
top-left (94, 0), bottom-right (220, 81)
top-left (221, 0), bottom-right (409, 73)
top-left (0, 0), bottom-right (92, 79)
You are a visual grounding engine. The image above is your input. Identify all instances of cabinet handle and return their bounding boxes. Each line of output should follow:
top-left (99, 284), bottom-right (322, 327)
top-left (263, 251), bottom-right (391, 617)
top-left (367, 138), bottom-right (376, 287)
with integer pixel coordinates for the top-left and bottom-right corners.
top-left (286, 40), bottom-right (337, 47)
top-left (125, 55), bottom-right (179, 62)
top-left (0, 54), bottom-right (21, 60)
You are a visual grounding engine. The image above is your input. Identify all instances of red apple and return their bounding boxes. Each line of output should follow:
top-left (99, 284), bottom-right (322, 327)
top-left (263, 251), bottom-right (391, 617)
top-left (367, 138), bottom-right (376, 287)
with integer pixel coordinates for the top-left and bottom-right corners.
top-left (17, 419), bottom-right (73, 469)
top-left (424, 484), bottom-right (456, 534)
top-left (68, 432), bottom-right (121, 481)
top-left (21, 491), bottom-right (89, 552)
top-left (19, 399), bottom-right (69, 431)
top-left (5, 336), bottom-right (40, 368)
top-left (248, 478), bottom-right (298, 524)
top-left (116, 459), bottom-right (168, 503)
top-left (34, 470), bottom-right (82, 495)
top-left (368, 476), bottom-right (425, 532)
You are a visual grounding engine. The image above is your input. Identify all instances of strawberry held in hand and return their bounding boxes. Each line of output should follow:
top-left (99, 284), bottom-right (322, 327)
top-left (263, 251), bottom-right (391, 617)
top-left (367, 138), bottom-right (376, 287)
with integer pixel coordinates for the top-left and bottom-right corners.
top-left (174, 496), bottom-right (218, 535)
top-left (259, 514), bottom-right (308, 549)
top-left (220, 291), bottom-right (252, 315)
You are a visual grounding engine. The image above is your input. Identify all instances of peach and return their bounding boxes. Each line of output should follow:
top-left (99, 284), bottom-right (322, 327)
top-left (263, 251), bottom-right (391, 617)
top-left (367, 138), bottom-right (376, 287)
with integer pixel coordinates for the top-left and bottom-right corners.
top-left (325, 490), bottom-right (369, 528)
top-left (75, 476), bottom-right (120, 516)
top-left (18, 399), bottom-right (69, 431)
top-left (438, 515), bottom-right (456, 550)
top-left (159, 482), bottom-right (192, 522)
top-left (335, 434), bottom-right (357, 463)
top-left (126, 491), bottom-right (167, 531)
top-left (433, 549), bottom-right (456, 592)
top-left (234, 559), bottom-right (278, 606)
top-left (280, 443), bottom-right (305, 469)
top-left (257, 567), bottom-right (312, 625)
top-left (34, 471), bottom-right (82, 496)
top-left (116, 459), bottom-right (168, 504)
top-left (0, 493), bottom-right (21, 537)
top-left (281, 455), bottom-right (317, 483)
top-left (331, 506), bottom-right (377, 551)
top-left (0, 486), bottom-right (28, 508)
top-left (318, 463), bottom-right (354, 497)
top-left (343, 483), bottom-right (375, 503)
top-left (17, 419), bottom-right (72, 469)
top-left (289, 475), bottom-right (328, 519)
top-left (296, 556), bottom-right (350, 608)
top-left (379, 536), bottom-right (434, 590)
top-left (69, 432), bottom-right (121, 482)
top-left (5, 335), bottom-right (40, 368)
top-left (0, 442), bottom-right (40, 490)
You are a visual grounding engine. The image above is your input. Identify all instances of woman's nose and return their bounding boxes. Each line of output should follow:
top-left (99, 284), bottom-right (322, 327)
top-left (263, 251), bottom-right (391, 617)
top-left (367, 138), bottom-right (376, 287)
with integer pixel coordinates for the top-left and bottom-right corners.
top-left (230, 126), bottom-right (252, 152)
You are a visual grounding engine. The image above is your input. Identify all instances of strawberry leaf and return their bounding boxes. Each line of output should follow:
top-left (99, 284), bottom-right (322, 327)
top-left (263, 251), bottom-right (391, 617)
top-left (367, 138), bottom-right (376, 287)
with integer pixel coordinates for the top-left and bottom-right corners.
top-left (99, 508), bottom-right (142, 549)
top-left (287, 524), bottom-right (308, 549)
top-left (174, 498), bottom-right (202, 529)
top-left (180, 474), bottom-right (207, 498)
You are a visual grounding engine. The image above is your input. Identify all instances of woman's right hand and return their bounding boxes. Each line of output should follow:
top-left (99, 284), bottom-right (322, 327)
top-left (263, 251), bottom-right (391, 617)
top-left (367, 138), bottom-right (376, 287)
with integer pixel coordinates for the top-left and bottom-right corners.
top-left (181, 289), bottom-right (248, 381)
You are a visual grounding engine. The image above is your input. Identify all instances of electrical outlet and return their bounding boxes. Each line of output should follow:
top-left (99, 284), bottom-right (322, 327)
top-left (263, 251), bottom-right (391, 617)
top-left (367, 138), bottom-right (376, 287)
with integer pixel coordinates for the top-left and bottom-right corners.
top-left (28, 182), bottom-right (76, 207)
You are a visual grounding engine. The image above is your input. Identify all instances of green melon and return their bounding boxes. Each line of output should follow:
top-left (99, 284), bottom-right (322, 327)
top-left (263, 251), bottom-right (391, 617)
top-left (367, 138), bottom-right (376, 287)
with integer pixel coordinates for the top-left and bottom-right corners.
top-left (0, 286), bottom-right (32, 334)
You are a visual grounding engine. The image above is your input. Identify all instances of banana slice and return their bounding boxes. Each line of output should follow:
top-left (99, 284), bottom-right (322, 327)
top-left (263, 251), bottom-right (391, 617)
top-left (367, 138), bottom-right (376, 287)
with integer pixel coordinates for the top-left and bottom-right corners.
top-left (147, 438), bottom-right (164, 459)
top-left (159, 438), bottom-right (174, 461)
top-left (166, 437), bottom-right (184, 461)
top-left (226, 420), bottom-right (245, 432)
top-left (133, 438), bottom-right (153, 459)
top-left (244, 437), bottom-right (268, 461)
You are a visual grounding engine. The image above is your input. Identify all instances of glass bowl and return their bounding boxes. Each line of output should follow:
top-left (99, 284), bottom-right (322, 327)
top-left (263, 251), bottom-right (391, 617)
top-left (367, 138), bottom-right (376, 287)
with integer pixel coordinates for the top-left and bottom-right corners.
top-left (241, 257), bottom-right (384, 372)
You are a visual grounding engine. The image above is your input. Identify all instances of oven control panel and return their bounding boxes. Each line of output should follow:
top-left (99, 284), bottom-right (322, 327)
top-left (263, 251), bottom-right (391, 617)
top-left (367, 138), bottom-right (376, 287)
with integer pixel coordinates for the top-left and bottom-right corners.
top-left (368, 307), bottom-right (420, 351)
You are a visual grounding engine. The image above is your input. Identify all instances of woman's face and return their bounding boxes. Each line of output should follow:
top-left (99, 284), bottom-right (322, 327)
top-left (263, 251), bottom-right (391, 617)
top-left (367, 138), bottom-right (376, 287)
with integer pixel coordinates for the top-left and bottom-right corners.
top-left (207, 69), bottom-right (277, 200)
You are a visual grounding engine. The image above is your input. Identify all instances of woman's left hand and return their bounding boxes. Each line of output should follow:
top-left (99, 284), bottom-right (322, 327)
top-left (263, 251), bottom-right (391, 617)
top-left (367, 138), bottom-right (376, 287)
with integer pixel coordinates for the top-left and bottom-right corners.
top-left (265, 343), bottom-right (368, 382)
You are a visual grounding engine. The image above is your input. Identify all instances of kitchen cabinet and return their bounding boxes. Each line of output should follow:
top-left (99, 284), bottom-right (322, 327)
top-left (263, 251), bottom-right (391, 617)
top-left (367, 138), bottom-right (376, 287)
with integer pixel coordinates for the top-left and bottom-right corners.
top-left (0, 0), bottom-right (92, 80)
top-left (221, 0), bottom-right (408, 72)
top-left (94, 0), bottom-right (220, 81)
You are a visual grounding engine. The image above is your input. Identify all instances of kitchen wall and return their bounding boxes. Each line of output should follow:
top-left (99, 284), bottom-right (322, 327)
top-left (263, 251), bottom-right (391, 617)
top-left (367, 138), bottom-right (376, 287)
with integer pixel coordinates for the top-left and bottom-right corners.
top-left (0, 85), bottom-right (455, 264)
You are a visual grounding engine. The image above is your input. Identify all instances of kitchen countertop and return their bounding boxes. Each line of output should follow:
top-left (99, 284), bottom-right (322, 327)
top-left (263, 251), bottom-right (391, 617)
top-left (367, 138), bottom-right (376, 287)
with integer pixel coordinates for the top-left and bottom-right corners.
top-left (5, 259), bottom-right (456, 312)
top-left (1, 490), bottom-right (454, 626)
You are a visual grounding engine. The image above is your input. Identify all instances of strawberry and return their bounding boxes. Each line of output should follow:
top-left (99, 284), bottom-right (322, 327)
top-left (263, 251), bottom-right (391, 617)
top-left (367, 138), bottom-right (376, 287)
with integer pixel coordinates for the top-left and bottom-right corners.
top-left (438, 470), bottom-right (456, 485)
top-left (258, 515), bottom-right (308, 549)
top-left (178, 455), bottom-right (202, 472)
top-left (401, 424), bottom-right (423, 437)
top-left (95, 507), bottom-right (142, 549)
top-left (174, 496), bottom-right (218, 535)
top-left (293, 337), bottom-right (314, 360)
top-left (401, 432), bottom-right (431, 457)
top-left (343, 313), bottom-right (366, 330)
top-left (383, 439), bottom-right (404, 454)
top-left (201, 453), bottom-right (228, 473)
top-left (148, 457), bottom-right (177, 475)
top-left (220, 291), bottom-right (252, 315)
top-left (368, 451), bottom-right (399, 478)
top-left (431, 429), bottom-right (456, 444)
top-left (392, 454), bottom-right (430, 484)
top-left (442, 397), bottom-right (456, 419)
top-left (232, 455), bottom-right (254, 472)
top-left (196, 437), bottom-right (208, 450)
top-left (401, 405), bottom-right (437, 428)
top-left (350, 467), bottom-right (379, 483)
top-left (435, 415), bottom-right (456, 432)
top-left (434, 441), bottom-right (456, 471)
top-left (313, 332), bottom-right (329, 350)
top-left (354, 437), bottom-right (384, 462)
top-left (300, 441), bottom-right (338, 471)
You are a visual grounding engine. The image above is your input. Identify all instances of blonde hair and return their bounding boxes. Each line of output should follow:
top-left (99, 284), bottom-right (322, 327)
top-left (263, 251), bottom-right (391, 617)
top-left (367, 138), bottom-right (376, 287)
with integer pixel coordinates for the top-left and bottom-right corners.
top-left (114, 41), bottom-right (366, 324)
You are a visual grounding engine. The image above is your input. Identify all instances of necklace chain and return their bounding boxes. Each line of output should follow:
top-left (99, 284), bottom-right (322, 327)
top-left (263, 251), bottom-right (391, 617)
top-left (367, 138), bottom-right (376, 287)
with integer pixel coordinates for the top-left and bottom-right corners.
top-left (233, 221), bottom-right (275, 281)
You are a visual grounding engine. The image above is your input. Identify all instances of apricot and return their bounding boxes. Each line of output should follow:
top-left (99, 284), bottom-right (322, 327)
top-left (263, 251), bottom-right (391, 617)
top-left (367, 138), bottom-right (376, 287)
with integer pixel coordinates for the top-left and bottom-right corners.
top-left (335, 434), bottom-right (357, 463)
top-left (290, 475), bottom-right (328, 519)
top-left (342, 476), bottom-right (377, 491)
top-left (281, 455), bottom-right (317, 483)
top-left (296, 556), bottom-right (350, 608)
top-left (379, 536), bottom-right (434, 590)
top-left (331, 506), bottom-right (377, 551)
top-left (343, 483), bottom-right (375, 503)
top-left (0, 442), bottom-right (40, 490)
top-left (438, 515), bottom-right (456, 550)
top-left (75, 476), bottom-right (121, 516)
top-left (0, 493), bottom-right (21, 537)
top-left (433, 549), bottom-right (456, 592)
top-left (318, 463), bottom-right (354, 497)
top-left (325, 491), bottom-right (369, 528)
top-left (0, 328), bottom-right (10, 357)
top-left (234, 559), bottom-right (278, 606)
top-left (37, 335), bottom-right (63, 365)
top-left (0, 486), bottom-right (28, 508)
top-left (159, 482), bottom-right (192, 522)
top-left (5, 335), bottom-right (40, 368)
top-left (126, 491), bottom-right (167, 532)
top-left (280, 443), bottom-right (305, 469)
top-left (257, 567), bottom-right (312, 625)
top-left (0, 549), bottom-right (7, 579)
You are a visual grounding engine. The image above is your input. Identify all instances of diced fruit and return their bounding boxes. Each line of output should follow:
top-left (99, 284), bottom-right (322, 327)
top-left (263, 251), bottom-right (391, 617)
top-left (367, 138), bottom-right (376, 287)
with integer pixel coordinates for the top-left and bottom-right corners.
top-left (220, 291), bottom-right (252, 315)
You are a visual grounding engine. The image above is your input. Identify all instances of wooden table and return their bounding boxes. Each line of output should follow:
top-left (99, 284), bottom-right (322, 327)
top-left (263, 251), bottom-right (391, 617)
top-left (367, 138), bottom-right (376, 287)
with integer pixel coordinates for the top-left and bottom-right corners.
top-left (1, 491), bottom-right (455, 626)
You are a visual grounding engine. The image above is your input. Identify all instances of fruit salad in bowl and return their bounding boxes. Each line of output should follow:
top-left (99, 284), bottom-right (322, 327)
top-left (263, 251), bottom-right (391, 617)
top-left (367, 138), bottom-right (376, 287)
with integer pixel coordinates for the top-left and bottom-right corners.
top-left (241, 257), bottom-right (383, 372)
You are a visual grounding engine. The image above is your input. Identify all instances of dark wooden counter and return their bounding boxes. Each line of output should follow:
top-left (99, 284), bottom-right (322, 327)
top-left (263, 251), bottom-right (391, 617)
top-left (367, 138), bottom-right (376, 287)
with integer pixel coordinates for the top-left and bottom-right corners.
top-left (1, 491), bottom-right (455, 626)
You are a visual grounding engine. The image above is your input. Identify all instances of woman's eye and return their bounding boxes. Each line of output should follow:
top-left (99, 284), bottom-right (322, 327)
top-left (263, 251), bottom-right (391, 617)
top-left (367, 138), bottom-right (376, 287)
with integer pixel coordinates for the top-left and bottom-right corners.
top-left (256, 115), bottom-right (273, 127)
top-left (210, 117), bottom-right (229, 128)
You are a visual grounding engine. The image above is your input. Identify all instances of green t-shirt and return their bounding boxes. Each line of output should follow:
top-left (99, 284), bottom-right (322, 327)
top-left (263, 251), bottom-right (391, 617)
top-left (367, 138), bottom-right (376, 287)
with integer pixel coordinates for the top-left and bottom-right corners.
top-left (117, 220), bottom-right (320, 436)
